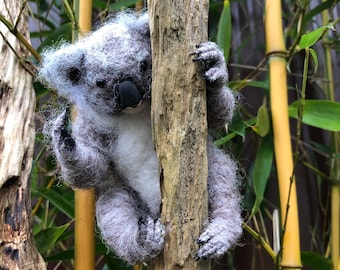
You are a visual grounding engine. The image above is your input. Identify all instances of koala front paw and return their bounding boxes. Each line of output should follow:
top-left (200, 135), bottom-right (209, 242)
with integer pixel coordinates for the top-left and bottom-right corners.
top-left (138, 217), bottom-right (165, 256)
top-left (195, 218), bottom-right (241, 260)
top-left (191, 41), bottom-right (228, 84)
top-left (52, 108), bottom-right (75, 153)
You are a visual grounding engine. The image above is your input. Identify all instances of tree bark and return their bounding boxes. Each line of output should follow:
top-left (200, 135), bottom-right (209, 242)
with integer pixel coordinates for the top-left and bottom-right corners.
top-left (0, 1), bottom-right (46, 269)
top-left (148, 1), bottom-right (210, 269)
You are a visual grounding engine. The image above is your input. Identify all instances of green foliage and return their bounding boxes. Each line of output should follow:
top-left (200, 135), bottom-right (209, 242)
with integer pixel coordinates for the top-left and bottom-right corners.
top-left (301, 251), bottom-right (333, 270)
top-left (217, 0), bottom-right (232, 62)
top-left (251, 135), bottom-right (273, 216)
top-left (35, 223), bottom-right (71, 254)
top-left (12, 0), bottom-right (338, 268)
top-left (289, 100), bottom-right (340, 131)
top-left (248, 102), bottom-right (270, 137)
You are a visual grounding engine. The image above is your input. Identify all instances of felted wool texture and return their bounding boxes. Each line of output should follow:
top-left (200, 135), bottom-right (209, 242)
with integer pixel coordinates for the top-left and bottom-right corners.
top-left (38, 11), bottom-right (242, 265)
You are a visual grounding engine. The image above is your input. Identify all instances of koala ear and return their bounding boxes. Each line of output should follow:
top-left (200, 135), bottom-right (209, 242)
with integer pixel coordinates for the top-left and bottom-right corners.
top-left (113, 11), bottom-right (150, 38)
top-left (38, 44), bottom-right (86, 98)
top-left (136, 12), bottom-right (150, 38)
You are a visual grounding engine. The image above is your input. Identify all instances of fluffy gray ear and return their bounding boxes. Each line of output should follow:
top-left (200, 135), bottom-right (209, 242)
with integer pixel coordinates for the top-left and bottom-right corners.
top-left (38, 44), bottom-right (86, 98)
top-left (113, 11), bottom-right (150, 37)
top-left (135, 12), bottom-right (150, 37)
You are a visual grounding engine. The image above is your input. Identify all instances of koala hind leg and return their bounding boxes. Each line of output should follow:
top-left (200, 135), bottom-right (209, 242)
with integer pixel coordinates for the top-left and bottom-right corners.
top-left (96, 186), bottom-right (164, 265)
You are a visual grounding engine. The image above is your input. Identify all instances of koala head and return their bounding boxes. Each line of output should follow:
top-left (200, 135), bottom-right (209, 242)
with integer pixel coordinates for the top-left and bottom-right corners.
top-left (39, 12), bottom-right (151, 116)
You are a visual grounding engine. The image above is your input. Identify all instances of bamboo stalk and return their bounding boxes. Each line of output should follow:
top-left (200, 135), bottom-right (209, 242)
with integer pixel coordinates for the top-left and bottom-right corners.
top-left (264, 1), bottom-right (302, 269)
top-left (321, 4), bottom-right (340, 270)
top-left (74, 1), bottom-right (95, 270)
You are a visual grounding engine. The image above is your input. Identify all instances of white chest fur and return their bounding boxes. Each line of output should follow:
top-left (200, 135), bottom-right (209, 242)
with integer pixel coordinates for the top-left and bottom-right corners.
top-left (111, 106), bottom-right (161, 215)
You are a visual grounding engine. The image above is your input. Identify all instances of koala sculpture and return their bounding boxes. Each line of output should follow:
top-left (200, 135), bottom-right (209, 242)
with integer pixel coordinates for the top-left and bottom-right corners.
top-left (39, 11), bottom-right (242, 265)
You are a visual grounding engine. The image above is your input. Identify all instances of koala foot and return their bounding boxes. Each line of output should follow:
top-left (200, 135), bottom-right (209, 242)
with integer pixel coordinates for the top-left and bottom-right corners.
top-left (138, 217), bottom-right (165, 257)
top-left (96, 188), bottom-right (165, 265)
top-left (52, 108), bottom-right (75, 153)
top-left (190, 41), bottom-right (228, 84)
top-left (195, 218), bottom-right (241, 260)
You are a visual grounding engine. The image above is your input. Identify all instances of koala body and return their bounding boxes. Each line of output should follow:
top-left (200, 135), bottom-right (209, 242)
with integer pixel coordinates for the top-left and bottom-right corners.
top-left (39, 12), bottom-right (242, 265)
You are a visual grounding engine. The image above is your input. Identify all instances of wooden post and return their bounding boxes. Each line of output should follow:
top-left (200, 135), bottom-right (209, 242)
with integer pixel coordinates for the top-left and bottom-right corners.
top-left (148, 1), bottom-right (210, 269)
top-left (0, 1), bottom-right (46, 269)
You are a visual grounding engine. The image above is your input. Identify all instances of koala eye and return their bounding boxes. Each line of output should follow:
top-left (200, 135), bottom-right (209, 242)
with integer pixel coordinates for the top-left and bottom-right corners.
top-left (67, 67), bottom-right (81, 83)
top-left (140, 60), bottom-right (149, 73)
top-left (96, 79), bottom-right (107, 88)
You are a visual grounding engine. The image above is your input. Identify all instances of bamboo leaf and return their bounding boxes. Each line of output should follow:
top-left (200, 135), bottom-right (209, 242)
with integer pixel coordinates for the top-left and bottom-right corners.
top-left (217, 0), bottom-right (232, 62)
top-left (36, 188), bottom-right (75, 218)
top-left (248, 102), bottom-right (270, 137)
top-left (214, 132), bottom-right (236, 147)
top-left (35, 223), bottom-right (70, 254)
top-left (45, 249), bottom-right (74, 261)
top-left (37, 23), bottom-right (73, 52)
top-left (45, 241), bottom-right (108, 261)
top-left (109, 0), bottom-right (140, 10)
top-left (229, 115), bottom-right (246, 140)
top-left (309, 48), bottom-right (319, 74)
top-left (289, 100), bottom-right (340, 131)
top-left (299, 24), bottom-right (335, 49)
top-left (301, 251), bottom-right (333, 270)
top-left (251, 136), bottom-right (273, 216)
top-left (302, 0), bottom-right (335, 27)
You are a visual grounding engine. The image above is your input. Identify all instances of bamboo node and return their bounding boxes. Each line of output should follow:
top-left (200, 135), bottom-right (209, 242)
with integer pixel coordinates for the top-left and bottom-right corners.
top-left (266, 50), bottom-right (288, 59)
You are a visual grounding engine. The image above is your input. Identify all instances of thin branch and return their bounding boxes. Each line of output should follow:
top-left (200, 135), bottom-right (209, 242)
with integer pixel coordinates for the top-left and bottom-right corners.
top-left (0, 30), bottom-right (37, 76)
top-left (243, 222), bottom-right (276, 261)
top-left (0, 13), bottom-right (41, 61)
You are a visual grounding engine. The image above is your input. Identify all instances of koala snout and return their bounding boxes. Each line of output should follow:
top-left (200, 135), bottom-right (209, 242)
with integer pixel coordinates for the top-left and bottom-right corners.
top-left (116, 81), bottom-right (143, 109)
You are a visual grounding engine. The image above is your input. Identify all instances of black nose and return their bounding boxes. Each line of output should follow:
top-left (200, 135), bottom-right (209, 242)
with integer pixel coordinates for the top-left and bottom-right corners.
top-left (116, 81), bottom-right (142, 109)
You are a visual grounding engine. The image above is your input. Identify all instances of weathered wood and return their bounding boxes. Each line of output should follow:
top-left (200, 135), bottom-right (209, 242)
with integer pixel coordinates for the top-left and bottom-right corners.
top-left (0, 1), bottom-right (46, 269)
top-left (148, 1), bottom-right (210, 269)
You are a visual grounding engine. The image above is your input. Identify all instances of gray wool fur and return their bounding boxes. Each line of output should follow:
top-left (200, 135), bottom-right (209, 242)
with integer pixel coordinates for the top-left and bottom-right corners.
top-left (38, 11), bottom-right (242, 265)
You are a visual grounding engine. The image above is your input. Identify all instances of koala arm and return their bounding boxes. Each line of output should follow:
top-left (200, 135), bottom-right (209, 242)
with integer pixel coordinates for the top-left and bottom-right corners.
top-left (50, 109), bottom-right (110, 188)
top-left (191, 42), bottom-right (236, 129)
top-left (192, 42), bottom-right (242, 259)
top-left (196, 141), bottom-right (243, 259)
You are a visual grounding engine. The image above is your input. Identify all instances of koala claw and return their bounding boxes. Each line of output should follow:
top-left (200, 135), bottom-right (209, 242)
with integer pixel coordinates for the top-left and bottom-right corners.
top-left (139, 217), bottom-right (165, 254)
top-left (191, 42), bottom-right (222, 62)
top-left (52, 109), bottom-right (75, 152)
top-left (190, 41), bottom-right (228, 84)
top-left (195, 221), bottom-right (234, 260)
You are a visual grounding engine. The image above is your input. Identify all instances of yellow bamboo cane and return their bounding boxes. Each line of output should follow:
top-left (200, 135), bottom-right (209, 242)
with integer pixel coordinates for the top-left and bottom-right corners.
top-left (74, 1), bottom-right (95, 270)
top-left (322, 4), bottom-right (340, 269)
top-left (265, 1), bottom-right (302, 269)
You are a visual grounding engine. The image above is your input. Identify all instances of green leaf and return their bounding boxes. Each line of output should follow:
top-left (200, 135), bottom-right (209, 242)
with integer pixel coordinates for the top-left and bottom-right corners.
top-left (33, 81), bottom-right (50, 98)
top-left (35, 223), bottom-right (70, 254)
top-left (217, 0), bottom-right (232, 63)
top-left (299, 24), bottom-right (334, 49)
top-left (303, 0), bottom-right (335, 28)
top-left (301, 251), bottom-right (333, 270)
top-left (109, 0), bottom-right (140, 10)
top-left (249, 103), bottom-right (270, 137)
top-left (309, 48), bottom-right (319, 74)
top-left (228, 80), bottom-right (269, 91)
top-left (36, 188), bottom-right (75, 218)
top-left (45, 240), bottom-right (108, 261)
top-left (45, 249), bottom-right (74, 261)
top-left (229, 115), bottom-right (246, 140)
top-left (37, 22), bottom-right (73, 52)
top-left (251, 136), bottom-right (273, 216)
top-left (214, 132), bottom-right (236, 147)
top-left (289, 100), bottom-right (340, 131)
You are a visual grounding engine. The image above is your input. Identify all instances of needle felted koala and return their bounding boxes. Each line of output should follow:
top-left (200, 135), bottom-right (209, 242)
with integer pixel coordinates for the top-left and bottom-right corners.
top-left (39, 11), bottom-right (242, 265)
